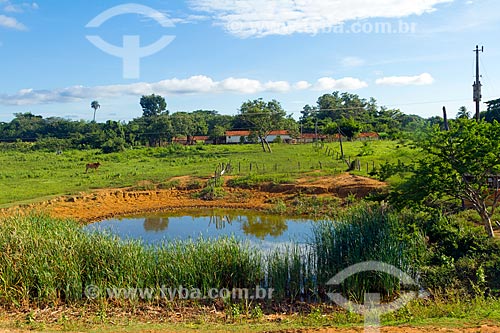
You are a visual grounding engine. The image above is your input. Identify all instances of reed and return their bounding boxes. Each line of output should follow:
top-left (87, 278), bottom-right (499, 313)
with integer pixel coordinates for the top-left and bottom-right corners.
top-left (0, 206), bottom-right (423, 306)
top-left (313, 204), bottom-right (424, 301)
top-left (0, 213), bottom-right (262, 306)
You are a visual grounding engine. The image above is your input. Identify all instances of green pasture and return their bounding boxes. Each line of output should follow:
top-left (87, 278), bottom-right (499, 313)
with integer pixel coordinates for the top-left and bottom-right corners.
top-left (0, 140), bottom-right (417, 206)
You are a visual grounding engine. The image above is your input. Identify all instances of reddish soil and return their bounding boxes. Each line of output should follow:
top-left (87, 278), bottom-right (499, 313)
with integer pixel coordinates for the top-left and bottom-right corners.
top-left (1, 173), bottom-right (387, 222)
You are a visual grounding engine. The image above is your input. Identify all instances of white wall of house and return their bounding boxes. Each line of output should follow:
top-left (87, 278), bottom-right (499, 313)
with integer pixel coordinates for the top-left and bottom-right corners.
top-left (226, 135), bottom-right (244, 143)
top-left (266, 134), bottom-right (292, 142)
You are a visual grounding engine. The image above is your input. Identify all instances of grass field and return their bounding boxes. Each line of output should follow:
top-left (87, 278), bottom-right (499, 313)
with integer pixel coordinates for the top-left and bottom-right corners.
top-left (0, 140), bottom-right (417, 206)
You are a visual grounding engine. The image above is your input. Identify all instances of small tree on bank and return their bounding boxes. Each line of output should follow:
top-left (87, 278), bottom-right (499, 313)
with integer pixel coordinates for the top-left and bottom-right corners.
top-left (395, 119), bottom-right (499, 238)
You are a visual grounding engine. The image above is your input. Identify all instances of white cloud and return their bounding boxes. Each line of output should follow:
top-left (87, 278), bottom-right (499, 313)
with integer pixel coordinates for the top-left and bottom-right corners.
top-left (170, 14), bottom-right (210, 24)
top-left (188, 0), bottom-right (452, 37)
top-left (375, 73), bottom-right (434, 86)
top-left (294, 81), bottom-right (312, 90)
top-left (219, 77), bottom-right (263, 94)
top-left (2, 1), bottom-right (38, 13)
top-left (0, 14), bottom-right (26, 30)
top-left (3, 4), bottom-right (20, 13)
top-left (263, 81), bottom-right (291, 92)
top-left (341, 56), bottom-right (365, 68)
top-left (0, 75), bottom-right (369, 106)
top-left (314, 77), bottom-right (368, 91)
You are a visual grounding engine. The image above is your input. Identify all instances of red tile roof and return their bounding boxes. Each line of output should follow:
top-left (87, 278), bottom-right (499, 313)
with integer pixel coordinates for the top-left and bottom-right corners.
top-left (226, 130), bottom-right (291, 136)
top-left (300, 133), bottom-right (327, 139)
top-left (192, 136), bottom-right (209, 141)
top-left (359, 132), bottom-right (379, 138)
top-left (226, 130), bottom-right (251, 136)
top-left (269, 130), bottom-right (290, 136)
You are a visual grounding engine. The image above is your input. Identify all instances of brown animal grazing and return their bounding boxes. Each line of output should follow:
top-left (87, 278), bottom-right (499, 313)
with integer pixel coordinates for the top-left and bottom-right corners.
top-left (85, 162), bottom-right (101, 173)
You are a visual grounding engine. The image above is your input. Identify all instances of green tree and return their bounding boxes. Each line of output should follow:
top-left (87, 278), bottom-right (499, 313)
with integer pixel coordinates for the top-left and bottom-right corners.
top-left (239, 98), bottom-right (287, 153)
top-left (140, 94), bottom-right (167, 118)
top-left (90, 100), bottom-right (100, 122)
top-left (456, 106), bottom-right (470, 119)
top-left (210, 125), bottom-right (226, 144)
top-left (338, 117), bottom-right (361, 140)
top-left (395, 119), bottom-right (500, 238)
top-left (483, 98), bottom-right (500, 122)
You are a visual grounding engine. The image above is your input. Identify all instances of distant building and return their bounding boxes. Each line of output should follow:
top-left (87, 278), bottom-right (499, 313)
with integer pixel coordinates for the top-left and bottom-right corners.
top-left (358, 132), bottom-right (380, 141)
top-left (193, 136), bottom-right (211, 144)
top-left (266, 130), bottom-right (292, 143)
top-left (225, 130), bottom-right (292, 144)
top-left (225, 130), bottom-right (251, 144)
top-left (298, 133), bottom-right (328, 144)
top-left (172, 136), bottom-right (211, 145)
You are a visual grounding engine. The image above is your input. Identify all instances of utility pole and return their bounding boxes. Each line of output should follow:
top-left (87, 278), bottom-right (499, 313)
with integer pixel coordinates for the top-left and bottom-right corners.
top-left (473, 45), bottom-right (484, 121)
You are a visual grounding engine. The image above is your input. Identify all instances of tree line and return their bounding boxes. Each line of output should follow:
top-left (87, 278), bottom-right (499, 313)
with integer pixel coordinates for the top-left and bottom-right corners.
top-left (1, 92), bottom-right (495, 153)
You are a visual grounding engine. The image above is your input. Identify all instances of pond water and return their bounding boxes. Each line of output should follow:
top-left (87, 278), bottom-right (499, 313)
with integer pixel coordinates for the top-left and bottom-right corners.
top-left (84, 209), bottom-right (316, 250)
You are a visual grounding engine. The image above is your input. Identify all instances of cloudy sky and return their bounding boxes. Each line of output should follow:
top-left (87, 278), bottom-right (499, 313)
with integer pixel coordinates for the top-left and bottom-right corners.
top-left (0, 0), bottom-right (499, 122)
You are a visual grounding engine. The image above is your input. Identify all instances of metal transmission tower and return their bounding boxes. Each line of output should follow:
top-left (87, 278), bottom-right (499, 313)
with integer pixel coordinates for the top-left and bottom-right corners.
top-left (473, 45), bottom-right (484, 121)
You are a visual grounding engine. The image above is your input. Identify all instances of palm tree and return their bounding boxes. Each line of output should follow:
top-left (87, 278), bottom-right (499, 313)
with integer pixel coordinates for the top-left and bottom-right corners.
top-left (91, 100), bottom-right (100, 122)
top-left (456, 106), bottom-right (470, 119)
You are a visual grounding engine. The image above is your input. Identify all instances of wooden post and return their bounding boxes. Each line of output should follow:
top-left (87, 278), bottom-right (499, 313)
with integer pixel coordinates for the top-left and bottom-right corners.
top-left (443, 106), bottom-right (450, 131)
top-left (338, 127), bottom-right (344, 159)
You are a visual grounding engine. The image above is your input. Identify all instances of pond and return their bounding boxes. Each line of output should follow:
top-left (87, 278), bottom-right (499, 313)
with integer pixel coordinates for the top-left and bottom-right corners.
top-left (85, 209), bottom-right (317, 250)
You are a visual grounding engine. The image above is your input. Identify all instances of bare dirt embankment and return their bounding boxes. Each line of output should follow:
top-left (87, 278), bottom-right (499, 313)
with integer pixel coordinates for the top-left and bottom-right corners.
top-left (1, 173), bottom-right (387, 222)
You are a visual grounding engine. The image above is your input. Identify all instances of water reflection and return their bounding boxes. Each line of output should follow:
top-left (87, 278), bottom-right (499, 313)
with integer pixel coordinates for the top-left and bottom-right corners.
top-left (85, 209), bottom-right (314, 249)
top-left (143, 217), bottom-right (169, 232)
top-left (208, 214), bottom-right (233, 230)
top-left (242, 215), bottom-right (288, 239)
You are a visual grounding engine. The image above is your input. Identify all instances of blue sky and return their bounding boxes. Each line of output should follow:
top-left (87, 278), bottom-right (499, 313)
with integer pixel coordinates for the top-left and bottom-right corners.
top-left (0, 0), bottom-right (499, 122)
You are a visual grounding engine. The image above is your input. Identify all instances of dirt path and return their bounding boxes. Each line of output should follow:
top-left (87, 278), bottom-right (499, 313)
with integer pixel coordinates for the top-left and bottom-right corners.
top-left (1, 173), bottom-right (387, 222)
top-left (292, 327), bottom-right (500, 332)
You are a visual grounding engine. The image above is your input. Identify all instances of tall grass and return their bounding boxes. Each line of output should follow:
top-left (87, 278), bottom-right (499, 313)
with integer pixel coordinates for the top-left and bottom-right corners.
top-left (313, 205), bottom-right (425, 301)
top-left (0, 213), bottom-right (261, 306)
top-left (262, 205), bottom-right (425, 302)
top-left (0, 206), bottom-right (424, 306)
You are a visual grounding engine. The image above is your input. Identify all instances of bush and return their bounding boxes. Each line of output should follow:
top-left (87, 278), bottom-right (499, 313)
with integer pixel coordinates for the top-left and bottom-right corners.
top-left (101, 137), bottom-right (126, 154)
